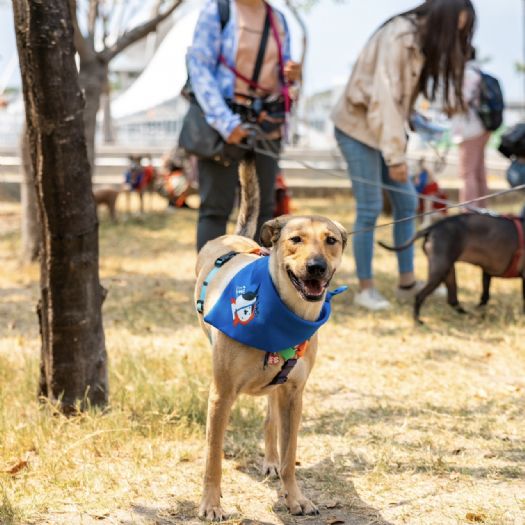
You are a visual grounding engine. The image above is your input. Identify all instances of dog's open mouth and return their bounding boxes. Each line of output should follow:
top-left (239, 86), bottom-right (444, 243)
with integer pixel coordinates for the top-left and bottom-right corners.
top-left (287, 269), bottom-right (329, 302)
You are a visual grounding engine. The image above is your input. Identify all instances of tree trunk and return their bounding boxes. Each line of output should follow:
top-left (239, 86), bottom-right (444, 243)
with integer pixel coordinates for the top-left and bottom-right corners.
top-left (78, 58), bottom-right (107, 175)
top-left (20, 126), bottom-right (40, 262)
top-left (101, 83), bottom-right (114, 144)
top-left (12, 0), bottom-right (108, 412)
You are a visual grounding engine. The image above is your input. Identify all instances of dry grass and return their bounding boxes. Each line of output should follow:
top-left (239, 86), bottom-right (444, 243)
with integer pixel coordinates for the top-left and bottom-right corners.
top-left (0, 195), bottom-right (524, 525)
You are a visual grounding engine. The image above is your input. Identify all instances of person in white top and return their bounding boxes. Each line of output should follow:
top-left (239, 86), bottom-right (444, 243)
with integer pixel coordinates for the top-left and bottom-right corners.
top-left (451, 47), bottom-right (491, 207)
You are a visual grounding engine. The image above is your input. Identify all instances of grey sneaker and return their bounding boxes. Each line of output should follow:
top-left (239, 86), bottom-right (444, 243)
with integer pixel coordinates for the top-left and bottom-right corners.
top-left (354, 288), bottom-right (391, 311)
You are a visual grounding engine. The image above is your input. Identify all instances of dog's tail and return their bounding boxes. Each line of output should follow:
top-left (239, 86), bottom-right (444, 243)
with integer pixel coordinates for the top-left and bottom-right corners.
top-left (378, 224), bottom-right (435, 252)
top-left (235, 154), bottom-right (260, 239)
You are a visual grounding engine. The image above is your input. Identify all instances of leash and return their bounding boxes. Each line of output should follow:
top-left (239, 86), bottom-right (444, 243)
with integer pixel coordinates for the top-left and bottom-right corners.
top-left (236, 128), bottom-right (525, 237)
top-left (239, 132), bottom-right (483, 212)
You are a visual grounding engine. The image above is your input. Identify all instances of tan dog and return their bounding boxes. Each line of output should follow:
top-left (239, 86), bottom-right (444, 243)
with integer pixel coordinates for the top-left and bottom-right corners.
top-left (194, 159), bottom-right (347, 520)
top-left (93, 186), bottom-right (120, 222)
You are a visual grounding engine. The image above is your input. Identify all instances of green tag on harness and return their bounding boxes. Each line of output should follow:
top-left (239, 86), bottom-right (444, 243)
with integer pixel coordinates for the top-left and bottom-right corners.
top-left (279, 347), bottom-right (296, 360)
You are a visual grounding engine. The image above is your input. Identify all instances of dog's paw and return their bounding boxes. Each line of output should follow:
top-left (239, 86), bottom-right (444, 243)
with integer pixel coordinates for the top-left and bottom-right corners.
top-left (286, 495), bottom-right (319, 516)
top-left (454, 305), bottom-right (467, 315)
top-left (198, 497), bottom-right (228, 521)
top-left (262, 459), bottom-right (279, 478)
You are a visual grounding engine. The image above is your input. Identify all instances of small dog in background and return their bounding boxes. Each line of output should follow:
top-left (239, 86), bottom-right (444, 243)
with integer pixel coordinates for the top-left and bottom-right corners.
top-left (123, 155), bottom-right (157, 214)
top-left (93, 186), bottom-right (120, 222)
top-left (412, 158), bottom-right (448, 227)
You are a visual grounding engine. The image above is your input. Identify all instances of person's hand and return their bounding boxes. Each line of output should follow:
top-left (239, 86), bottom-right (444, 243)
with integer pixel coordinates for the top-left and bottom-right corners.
top-left (389, 163), bottom-right (408, 183)
top-left (226, 125), bottom-right (249, 144)
top-left (283, 61), bottom-right (301, 83)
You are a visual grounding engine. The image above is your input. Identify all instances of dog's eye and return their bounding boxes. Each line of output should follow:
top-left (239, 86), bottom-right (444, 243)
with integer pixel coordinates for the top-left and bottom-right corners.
top-left (326, 236), bottom-right (338, 245)
top-left (289, 236), bottom-right (302, 244)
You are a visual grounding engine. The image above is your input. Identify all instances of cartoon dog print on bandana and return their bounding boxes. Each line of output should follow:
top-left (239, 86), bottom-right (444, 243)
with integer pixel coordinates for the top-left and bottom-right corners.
top-left (231, 285), bottom-right (259, 326)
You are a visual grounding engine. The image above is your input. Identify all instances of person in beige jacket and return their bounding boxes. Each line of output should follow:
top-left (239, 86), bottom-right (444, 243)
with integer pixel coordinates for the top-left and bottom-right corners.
top-left (332, 0), bottom-right (476, 311)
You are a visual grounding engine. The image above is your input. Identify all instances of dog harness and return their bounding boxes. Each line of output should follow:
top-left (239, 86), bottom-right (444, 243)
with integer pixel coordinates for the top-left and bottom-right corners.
top-left (502, 216), bottom-right (525, 278)
top-left (197, 251), bottom-right (347, 386)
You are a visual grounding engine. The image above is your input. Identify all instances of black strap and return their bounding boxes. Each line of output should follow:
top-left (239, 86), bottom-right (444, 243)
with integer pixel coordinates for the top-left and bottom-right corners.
top-left (268, 358), bottom-right (298, 386)
top-left (217, 0), bottom-right (230, 30)
top-left (250, 9), bottom-right (271, 93)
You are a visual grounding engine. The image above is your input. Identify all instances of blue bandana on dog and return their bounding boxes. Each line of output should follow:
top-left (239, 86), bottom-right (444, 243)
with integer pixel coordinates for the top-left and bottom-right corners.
top-left (204, 256), bottom-right (347, 353)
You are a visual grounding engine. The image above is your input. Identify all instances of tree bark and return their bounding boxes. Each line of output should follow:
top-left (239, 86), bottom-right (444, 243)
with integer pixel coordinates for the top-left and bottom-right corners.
top-left (12, 0), bottom-right (108, 412)
top-left (20, 126), bottom-right (40, 262)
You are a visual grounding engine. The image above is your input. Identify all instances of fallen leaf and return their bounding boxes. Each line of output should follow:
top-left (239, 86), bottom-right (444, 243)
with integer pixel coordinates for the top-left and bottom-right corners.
top-left (91, 513), bottom-right (109, 520)
top-left (326, 518), bottom-right (345, 525)
top-left (325, 500), bottom-right (340, 509)
top-left (466, 512), bottom-right (486, 523)
top-left (4, 459), bottom-right (28, 475)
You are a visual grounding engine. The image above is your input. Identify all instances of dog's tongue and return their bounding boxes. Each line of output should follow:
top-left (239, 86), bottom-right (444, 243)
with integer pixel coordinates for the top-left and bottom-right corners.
top-left (303, 279), bottom-right (324, 296)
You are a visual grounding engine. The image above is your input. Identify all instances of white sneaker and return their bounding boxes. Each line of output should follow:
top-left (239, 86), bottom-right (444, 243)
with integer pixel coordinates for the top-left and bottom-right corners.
top-left (395, 280), bottom-right (447, 303)
top-left (354, 288), bottom-right (391, 311)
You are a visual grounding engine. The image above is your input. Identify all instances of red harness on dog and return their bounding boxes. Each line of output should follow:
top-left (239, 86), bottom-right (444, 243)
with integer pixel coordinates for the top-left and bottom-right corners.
top-left (502, 216), bottom-right (525, 278)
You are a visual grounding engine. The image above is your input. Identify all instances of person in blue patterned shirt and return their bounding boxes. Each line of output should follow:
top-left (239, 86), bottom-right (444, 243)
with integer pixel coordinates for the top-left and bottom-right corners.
top-left (187, 0), bottom-right (301, 250)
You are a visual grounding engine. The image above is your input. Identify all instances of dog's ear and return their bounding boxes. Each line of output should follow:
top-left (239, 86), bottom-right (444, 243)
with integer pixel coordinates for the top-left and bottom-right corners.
top-left (331, 220), bottom-right (348, 250)
top-left (260, 216), bottom-right (289, 247)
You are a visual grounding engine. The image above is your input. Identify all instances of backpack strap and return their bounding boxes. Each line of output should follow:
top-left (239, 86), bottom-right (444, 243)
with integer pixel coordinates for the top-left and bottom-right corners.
top-left (250, 9), bottom-right (271, 93)
top-left (217, 0), bottom-right (230, 30)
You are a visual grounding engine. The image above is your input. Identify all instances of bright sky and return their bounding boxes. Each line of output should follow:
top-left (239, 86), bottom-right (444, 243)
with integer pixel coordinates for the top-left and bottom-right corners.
top-left (1, 0), bottom-right (523, 102)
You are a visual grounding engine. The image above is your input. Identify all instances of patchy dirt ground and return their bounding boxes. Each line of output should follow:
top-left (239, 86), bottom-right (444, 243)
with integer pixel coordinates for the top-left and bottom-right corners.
top-left (0, 196), bottom-right (524, 525)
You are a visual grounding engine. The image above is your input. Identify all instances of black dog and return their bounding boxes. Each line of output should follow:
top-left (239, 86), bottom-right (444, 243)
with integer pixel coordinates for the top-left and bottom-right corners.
top-left (379, 213), bottom-right (525, 322)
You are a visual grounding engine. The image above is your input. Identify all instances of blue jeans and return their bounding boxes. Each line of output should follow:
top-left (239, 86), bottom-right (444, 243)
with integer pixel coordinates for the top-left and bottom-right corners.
top-left (335, 128), bottom-right (418, 281)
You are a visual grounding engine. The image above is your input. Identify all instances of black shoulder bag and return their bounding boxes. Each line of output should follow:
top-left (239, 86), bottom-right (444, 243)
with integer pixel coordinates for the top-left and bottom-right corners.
top-left (178, 4), bottom-right (271, 165)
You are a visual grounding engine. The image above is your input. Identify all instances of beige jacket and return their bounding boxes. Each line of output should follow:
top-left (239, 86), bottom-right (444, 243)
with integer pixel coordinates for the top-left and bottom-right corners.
top-left (331, 16), bottom-right (424, 166)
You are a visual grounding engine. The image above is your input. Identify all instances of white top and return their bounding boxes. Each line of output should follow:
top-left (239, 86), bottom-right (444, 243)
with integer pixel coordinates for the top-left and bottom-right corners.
top-left (451, 61), bottom-right (486, 143)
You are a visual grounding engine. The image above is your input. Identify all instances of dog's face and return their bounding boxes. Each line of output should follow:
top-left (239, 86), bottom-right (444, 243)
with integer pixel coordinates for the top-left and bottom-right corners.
top-left (261, 216), bottom-right (347, 302)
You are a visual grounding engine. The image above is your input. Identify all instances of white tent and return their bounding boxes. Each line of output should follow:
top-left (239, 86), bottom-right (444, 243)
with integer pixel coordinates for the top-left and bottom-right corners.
top-left (111, 7), bottom-right (200, 120)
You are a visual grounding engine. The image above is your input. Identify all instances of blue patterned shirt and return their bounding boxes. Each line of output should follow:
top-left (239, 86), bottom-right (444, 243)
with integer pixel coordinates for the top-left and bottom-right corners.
top-left (187, 0), bottom-right (292, 139)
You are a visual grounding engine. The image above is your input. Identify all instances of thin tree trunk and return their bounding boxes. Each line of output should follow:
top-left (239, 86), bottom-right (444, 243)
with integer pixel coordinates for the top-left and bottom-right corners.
top-left (78, 59), bottom-right (106, 175)
top-left (101, 70), bottom-right (114, 144)
top-left (20, 126), bottom-right (40, 262)
top-left (12, 0), bottom-right (108, 412)
top-left (101, 88), bottom-right (114, 144)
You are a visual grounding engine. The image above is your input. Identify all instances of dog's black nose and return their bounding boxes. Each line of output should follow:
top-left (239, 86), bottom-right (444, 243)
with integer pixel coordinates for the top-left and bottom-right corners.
top-left (306, 257), bottom-right (327, 277)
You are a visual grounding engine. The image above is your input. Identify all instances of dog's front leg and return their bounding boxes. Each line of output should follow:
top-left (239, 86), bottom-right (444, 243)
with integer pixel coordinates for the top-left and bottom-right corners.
top-left (199, 383), bottom-right (236, 521)
top-left (262, 391), bottom-right (280, 477)
top-left (277, 385), bottom-right (319, 516)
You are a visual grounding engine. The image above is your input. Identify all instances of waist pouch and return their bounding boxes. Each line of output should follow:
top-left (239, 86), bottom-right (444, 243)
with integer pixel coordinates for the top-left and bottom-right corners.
top-left (178, 95), bottom-right (247, 166)
top-left (179, 95), bottom-right (285, 166)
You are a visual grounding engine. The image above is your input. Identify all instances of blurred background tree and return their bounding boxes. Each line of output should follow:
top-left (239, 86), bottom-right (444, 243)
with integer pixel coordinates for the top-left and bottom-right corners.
top-left (70, 0), bottom-right (183, 173)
